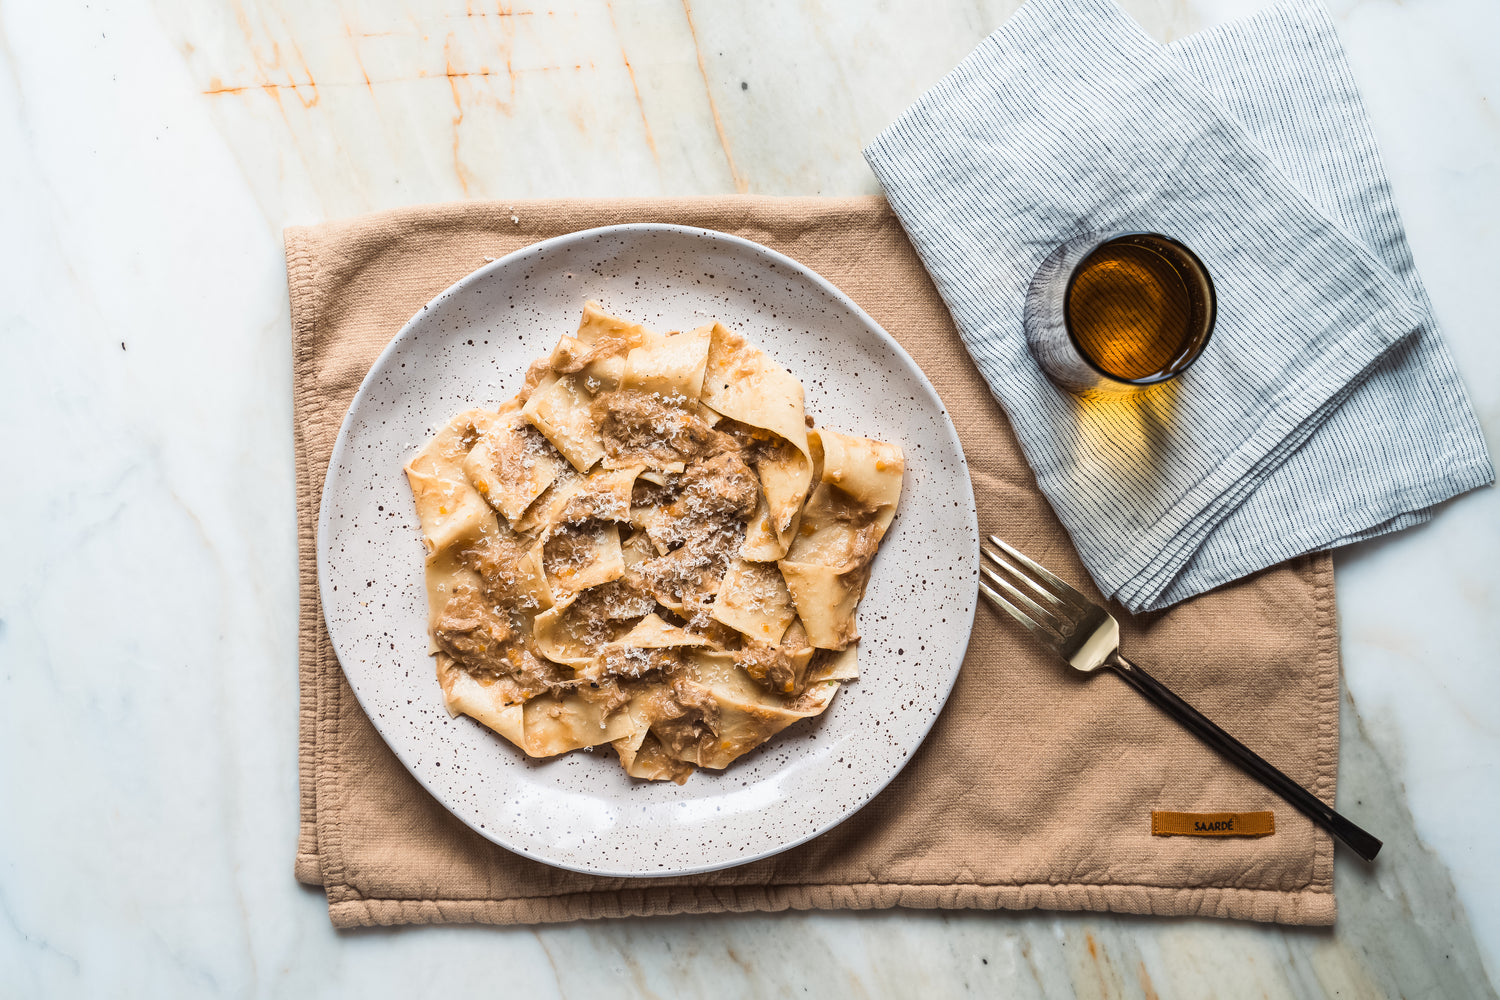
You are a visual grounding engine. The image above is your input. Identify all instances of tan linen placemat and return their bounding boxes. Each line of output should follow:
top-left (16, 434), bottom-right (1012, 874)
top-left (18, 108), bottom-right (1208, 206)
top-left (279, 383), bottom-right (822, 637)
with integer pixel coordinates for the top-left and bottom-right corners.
top-left (288, 196), bottom-right (1338, 928)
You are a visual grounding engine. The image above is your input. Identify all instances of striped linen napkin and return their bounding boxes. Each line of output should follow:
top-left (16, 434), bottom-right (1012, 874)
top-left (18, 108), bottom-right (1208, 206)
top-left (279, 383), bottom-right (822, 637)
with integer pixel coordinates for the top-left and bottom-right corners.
top-left (864, 0), bottom-right (1492, 611)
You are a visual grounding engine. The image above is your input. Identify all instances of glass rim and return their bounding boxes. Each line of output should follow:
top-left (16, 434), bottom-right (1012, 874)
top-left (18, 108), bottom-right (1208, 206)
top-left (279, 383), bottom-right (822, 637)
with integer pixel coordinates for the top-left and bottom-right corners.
top-left (1061, 231), bottom-right (1218, 387)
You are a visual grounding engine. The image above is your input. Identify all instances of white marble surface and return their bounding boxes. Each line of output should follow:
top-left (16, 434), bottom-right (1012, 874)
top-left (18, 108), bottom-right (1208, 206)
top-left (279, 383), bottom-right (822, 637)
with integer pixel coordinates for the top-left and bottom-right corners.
top-left (1, 0), bottom-right (1496, 995)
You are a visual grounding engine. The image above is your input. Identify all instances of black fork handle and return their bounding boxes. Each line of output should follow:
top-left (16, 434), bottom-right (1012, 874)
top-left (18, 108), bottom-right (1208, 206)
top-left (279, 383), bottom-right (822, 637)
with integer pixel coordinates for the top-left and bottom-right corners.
top-left (1108, 652), bottom-right (1382, 862)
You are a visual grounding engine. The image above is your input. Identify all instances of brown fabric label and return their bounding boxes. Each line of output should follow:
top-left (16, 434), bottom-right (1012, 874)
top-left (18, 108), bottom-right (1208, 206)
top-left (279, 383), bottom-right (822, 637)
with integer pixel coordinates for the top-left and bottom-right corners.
top-left (1153, 811), bottom-right (1275, 837)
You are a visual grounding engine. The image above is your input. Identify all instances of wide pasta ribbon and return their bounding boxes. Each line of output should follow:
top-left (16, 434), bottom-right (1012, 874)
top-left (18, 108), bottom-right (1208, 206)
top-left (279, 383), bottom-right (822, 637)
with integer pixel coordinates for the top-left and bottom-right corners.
top-left (406, 303), bottom-right (903, 782)
top-left (700, 323), bottom-right (814, 561)
top-left (779, 429), bottom-right (904, 649)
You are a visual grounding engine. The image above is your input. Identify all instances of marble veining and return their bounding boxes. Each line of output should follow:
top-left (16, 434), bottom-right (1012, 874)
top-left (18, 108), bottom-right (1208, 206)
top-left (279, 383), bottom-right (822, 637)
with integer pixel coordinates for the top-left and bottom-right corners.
top-left (1, 0), bottom-right (1496, 996)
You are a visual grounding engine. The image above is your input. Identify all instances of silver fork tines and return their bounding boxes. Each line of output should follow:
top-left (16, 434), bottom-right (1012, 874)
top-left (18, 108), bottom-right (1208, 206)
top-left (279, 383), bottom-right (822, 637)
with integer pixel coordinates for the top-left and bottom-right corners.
top-left (978, 534), bottom-right (1383, 862)
top-left (980, 535), bottom-right (1117, 672)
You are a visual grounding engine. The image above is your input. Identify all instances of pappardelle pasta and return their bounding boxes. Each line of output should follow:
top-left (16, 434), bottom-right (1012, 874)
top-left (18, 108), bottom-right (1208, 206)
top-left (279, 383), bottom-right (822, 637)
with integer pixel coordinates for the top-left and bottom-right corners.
top-left (406, 302), bottom-right (903, 783)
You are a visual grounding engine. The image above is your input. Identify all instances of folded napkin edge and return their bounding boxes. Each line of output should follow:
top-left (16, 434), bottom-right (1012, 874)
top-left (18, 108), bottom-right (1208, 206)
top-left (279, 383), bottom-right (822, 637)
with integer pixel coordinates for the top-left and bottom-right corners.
top-left (1146, 453), bottom-right (1494, 609)
top-left (1105, 299), bottom-right (1426, 594)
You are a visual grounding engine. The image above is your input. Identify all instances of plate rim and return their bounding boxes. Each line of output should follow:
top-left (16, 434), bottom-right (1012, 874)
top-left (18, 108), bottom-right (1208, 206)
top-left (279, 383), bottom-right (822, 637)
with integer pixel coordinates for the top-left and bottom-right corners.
top-left (317, 222), bottom-right (979, 878)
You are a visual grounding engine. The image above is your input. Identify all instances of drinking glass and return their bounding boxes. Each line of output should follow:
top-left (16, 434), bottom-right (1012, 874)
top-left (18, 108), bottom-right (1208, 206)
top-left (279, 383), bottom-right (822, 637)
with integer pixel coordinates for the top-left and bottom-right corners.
top-left (1023, 232), bottom-right (1215, 393)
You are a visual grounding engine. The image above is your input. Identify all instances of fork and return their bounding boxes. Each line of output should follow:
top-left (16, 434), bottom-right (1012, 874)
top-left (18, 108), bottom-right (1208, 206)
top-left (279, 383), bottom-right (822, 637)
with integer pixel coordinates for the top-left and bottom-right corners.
top-left (981, 535), bottom-right (1382, 862)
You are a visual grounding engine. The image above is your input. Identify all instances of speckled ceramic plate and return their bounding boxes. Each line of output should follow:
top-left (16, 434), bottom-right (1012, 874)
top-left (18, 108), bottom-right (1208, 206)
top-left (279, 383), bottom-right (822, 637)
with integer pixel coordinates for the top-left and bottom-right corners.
top-left (318, 224), bottom-right (978, 877)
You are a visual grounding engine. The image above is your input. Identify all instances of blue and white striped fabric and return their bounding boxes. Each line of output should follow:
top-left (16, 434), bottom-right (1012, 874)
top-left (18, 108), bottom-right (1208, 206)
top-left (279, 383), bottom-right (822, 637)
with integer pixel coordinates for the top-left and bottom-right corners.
top-left (864, 0), bottom-right (1493, 612)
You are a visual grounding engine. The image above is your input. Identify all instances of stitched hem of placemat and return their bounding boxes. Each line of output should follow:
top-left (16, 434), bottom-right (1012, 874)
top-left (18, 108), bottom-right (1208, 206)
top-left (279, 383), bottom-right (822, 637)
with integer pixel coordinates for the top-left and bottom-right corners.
top-left (285, 200), bottom-right (1342, 928)
top-left (1310, 548), bottom-right (1338, 907)
top-left (287, 225), bottom-right (324, 883)
top-left (322, 881), bottom-right (1335, 928)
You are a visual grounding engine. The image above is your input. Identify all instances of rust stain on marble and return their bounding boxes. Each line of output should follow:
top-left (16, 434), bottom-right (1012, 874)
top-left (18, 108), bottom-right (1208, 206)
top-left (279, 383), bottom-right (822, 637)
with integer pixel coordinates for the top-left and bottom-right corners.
top-left (1081, 932), bottom-right (1126, 997)
top-left (1137, 961), bottom-right (1160, 1000)
top-left (465, 3), bottom-right (534, 15)
top-left (462, 0), bottom-right (522, 103)
top-left (201, 74), bottom-right (302, 133)
top-left (443, 34), bottom-right (476, 196)
top-left (217, 0), bottom-right (318, 108)
top-left (440, 68), bottom-right (516, 79)
top-left (280, 34), bottom-right (321, 108)
top-left (343, 22), bottom-right (375, 95)
top-left (606, 1), bottom-right (658, 164)
top-left (202, 78), bottom-right (329, 99)
top-left (680, 0), bottom-right (747, 192)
